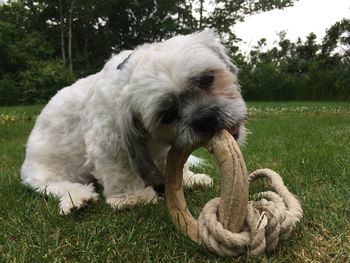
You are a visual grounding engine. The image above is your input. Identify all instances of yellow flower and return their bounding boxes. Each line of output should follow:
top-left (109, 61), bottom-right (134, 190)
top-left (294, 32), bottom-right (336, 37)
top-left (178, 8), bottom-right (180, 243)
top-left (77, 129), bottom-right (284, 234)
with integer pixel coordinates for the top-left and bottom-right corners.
top-left (0, 114), bottom-right (16, 123)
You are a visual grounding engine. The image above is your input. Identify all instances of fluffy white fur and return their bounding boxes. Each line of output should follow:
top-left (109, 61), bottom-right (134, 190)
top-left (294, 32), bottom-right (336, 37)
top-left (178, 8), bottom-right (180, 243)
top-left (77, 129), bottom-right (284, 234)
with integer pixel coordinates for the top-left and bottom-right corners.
top-left (21, 30), bottom-right (247, 214)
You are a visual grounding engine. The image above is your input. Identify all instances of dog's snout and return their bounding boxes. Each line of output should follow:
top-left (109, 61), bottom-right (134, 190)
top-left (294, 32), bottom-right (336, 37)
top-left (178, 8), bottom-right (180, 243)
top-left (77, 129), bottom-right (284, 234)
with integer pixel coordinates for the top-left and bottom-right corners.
top-left (192, 107), bottom-right (219, 134)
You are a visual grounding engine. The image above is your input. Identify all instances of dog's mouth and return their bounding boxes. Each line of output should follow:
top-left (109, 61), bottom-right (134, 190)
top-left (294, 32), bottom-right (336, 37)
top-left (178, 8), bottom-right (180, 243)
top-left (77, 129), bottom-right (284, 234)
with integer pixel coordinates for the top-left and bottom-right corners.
top-left (227, 125), bottom-right (240, 140)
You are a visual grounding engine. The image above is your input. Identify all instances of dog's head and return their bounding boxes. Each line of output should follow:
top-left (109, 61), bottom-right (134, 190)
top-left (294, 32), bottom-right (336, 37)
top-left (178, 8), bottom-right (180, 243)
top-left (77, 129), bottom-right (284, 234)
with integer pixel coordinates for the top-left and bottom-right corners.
top-left (115, 30), bottom-right (247, 187)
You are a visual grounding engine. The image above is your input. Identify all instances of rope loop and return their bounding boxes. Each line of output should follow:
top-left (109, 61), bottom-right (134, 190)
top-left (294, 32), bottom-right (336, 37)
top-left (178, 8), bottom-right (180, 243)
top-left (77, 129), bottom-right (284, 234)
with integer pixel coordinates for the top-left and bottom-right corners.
top-left (197, 168), bottom-right (302, 256)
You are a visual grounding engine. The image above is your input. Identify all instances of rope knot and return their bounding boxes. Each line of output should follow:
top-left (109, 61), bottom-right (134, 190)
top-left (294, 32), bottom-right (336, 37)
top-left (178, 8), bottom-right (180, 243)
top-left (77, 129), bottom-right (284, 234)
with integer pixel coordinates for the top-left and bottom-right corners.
top-left (165, 131), bottom-right (302, 257)
top-left (197, 169), bottom-right (302, 257)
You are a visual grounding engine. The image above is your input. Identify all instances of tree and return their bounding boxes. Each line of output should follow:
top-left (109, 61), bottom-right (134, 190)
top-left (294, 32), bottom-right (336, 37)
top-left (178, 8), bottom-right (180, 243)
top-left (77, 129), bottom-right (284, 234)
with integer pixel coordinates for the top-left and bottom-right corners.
top-left (59, 0), bottom-right (66, 65)
top-left (68, 0), bottom-right (74, 72)
top-left (322, 18), bottom-right (350, 59)
top-left (236, 19), bottom-right (350, 101)
top-left (4, 0), bottom-right (349, 103)
top-left (0, 1), bottom-right (75, 104)
top-left (197, 0), bottom-right (297, 48)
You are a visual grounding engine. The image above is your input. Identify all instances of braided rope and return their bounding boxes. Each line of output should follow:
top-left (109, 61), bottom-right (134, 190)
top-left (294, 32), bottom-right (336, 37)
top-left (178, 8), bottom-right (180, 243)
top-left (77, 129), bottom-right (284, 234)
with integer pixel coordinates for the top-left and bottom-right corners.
top-left (197, 168), bottom-right (303, 256)
top-left (165, 130), bottom-right (303, 257)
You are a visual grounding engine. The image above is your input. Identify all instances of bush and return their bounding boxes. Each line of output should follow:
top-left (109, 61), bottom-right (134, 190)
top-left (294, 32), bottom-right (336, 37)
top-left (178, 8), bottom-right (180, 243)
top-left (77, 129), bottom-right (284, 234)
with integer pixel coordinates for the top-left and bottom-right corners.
top-left (0, 74), bottom-right (19, 105)
top-left (19, 60), bottom-right (76, 104)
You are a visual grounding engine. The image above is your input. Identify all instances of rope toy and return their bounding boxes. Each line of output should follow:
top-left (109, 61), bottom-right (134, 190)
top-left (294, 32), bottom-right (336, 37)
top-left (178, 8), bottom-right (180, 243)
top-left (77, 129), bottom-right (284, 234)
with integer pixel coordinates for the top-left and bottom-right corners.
top-left (164, 130), bottom-right (303, 257)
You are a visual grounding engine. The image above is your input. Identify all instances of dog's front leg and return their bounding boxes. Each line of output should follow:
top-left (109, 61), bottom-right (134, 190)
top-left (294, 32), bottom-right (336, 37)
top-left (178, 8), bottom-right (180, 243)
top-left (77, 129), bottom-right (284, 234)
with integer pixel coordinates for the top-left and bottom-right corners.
top-left (94, 158), bottom-right (158, 210)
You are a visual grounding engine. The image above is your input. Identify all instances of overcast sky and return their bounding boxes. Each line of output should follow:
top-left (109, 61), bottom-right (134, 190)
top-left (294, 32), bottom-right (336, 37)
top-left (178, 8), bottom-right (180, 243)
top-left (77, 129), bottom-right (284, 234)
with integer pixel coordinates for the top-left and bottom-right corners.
top-left (234, 0), bottom-right (350, 52)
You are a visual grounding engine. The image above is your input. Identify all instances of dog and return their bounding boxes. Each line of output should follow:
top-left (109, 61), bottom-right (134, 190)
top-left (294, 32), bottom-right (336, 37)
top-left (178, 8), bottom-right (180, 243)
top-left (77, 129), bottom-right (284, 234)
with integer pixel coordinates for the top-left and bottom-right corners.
top-left (21, 30), bottom-right (247, 214)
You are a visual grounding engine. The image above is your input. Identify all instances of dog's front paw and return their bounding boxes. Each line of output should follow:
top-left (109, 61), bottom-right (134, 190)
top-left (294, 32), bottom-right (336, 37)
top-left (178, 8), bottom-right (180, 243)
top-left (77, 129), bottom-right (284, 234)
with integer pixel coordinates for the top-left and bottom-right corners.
top-left (183, 173), bottom-right (213, 188)
top-left (59, 185), bottom-right (99, 215)
top-left (106, 186), bottom-right (158, 210)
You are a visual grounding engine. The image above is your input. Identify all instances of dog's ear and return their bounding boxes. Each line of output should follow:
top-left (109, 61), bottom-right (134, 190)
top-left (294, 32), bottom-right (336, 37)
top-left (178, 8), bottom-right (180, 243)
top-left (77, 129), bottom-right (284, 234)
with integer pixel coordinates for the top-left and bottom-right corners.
top-left (116, 53), bottom-right (132, 70)
top-left (196, 29), bottom-right (238, 74)
top-left (119, 100), bottom-right (164, 189)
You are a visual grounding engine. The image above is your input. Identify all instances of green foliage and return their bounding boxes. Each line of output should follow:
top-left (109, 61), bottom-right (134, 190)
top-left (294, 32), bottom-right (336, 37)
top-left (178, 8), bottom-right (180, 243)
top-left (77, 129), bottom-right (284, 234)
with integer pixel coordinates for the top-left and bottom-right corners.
top-left (0, 2), bottom-right (76, 105)
top-left (0, 59), bottom-right (75, 105)
top-left (0, 0), bottom-right (349, 103)
top-left (0, 75), bottom-right (19, 105)
top-left (236, 20), bottom-right (350, 101)
top-left (19, 60), bottom-right (76, 104)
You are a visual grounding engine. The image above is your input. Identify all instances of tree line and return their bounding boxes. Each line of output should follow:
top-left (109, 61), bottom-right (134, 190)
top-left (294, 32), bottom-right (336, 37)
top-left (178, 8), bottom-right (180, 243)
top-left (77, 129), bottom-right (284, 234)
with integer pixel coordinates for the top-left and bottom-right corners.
top-left (237, 21), bottom-right (350, 100)
top-left (0, 0), bottom-right (349, 105)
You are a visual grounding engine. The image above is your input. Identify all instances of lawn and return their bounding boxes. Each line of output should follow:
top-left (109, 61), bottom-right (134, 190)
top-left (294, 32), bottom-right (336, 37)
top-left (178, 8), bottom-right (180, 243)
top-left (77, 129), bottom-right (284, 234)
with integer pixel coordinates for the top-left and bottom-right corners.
top-left (0, 102), bottom-right (349, 262)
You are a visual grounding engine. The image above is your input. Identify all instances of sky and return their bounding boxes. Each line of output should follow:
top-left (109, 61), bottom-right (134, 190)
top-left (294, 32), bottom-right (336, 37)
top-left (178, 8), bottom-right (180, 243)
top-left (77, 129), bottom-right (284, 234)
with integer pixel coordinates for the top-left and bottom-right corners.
top-left (234, 0), bottom-right (350, 52)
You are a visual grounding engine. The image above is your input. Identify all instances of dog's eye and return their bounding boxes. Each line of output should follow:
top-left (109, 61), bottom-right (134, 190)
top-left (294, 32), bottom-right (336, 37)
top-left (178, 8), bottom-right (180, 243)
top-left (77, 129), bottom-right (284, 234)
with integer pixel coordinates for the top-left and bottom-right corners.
top-left (160, 108), bottom-right (177, 124)
top-left (197, 74), bottom-right (215, 90)
top-left (159, 97), bottom-right (178, 124)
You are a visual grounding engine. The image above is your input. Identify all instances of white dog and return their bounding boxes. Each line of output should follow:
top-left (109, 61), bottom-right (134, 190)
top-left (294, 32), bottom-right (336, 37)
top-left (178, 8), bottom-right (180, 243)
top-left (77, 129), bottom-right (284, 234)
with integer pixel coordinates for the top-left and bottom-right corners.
top-left (21, 30), bottom-right (247, 214)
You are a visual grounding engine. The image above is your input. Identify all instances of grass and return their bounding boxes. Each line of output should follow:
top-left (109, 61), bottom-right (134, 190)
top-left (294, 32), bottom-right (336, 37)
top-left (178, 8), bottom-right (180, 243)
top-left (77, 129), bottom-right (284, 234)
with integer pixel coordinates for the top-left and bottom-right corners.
top-left (0, 102), bottom-right (349, 262)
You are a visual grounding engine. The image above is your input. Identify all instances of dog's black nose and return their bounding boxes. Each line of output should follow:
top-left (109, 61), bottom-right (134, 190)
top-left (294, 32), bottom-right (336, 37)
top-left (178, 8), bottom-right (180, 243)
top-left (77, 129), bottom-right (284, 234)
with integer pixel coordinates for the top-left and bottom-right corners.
top-left (192, 107), bottom-right (219, 134)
